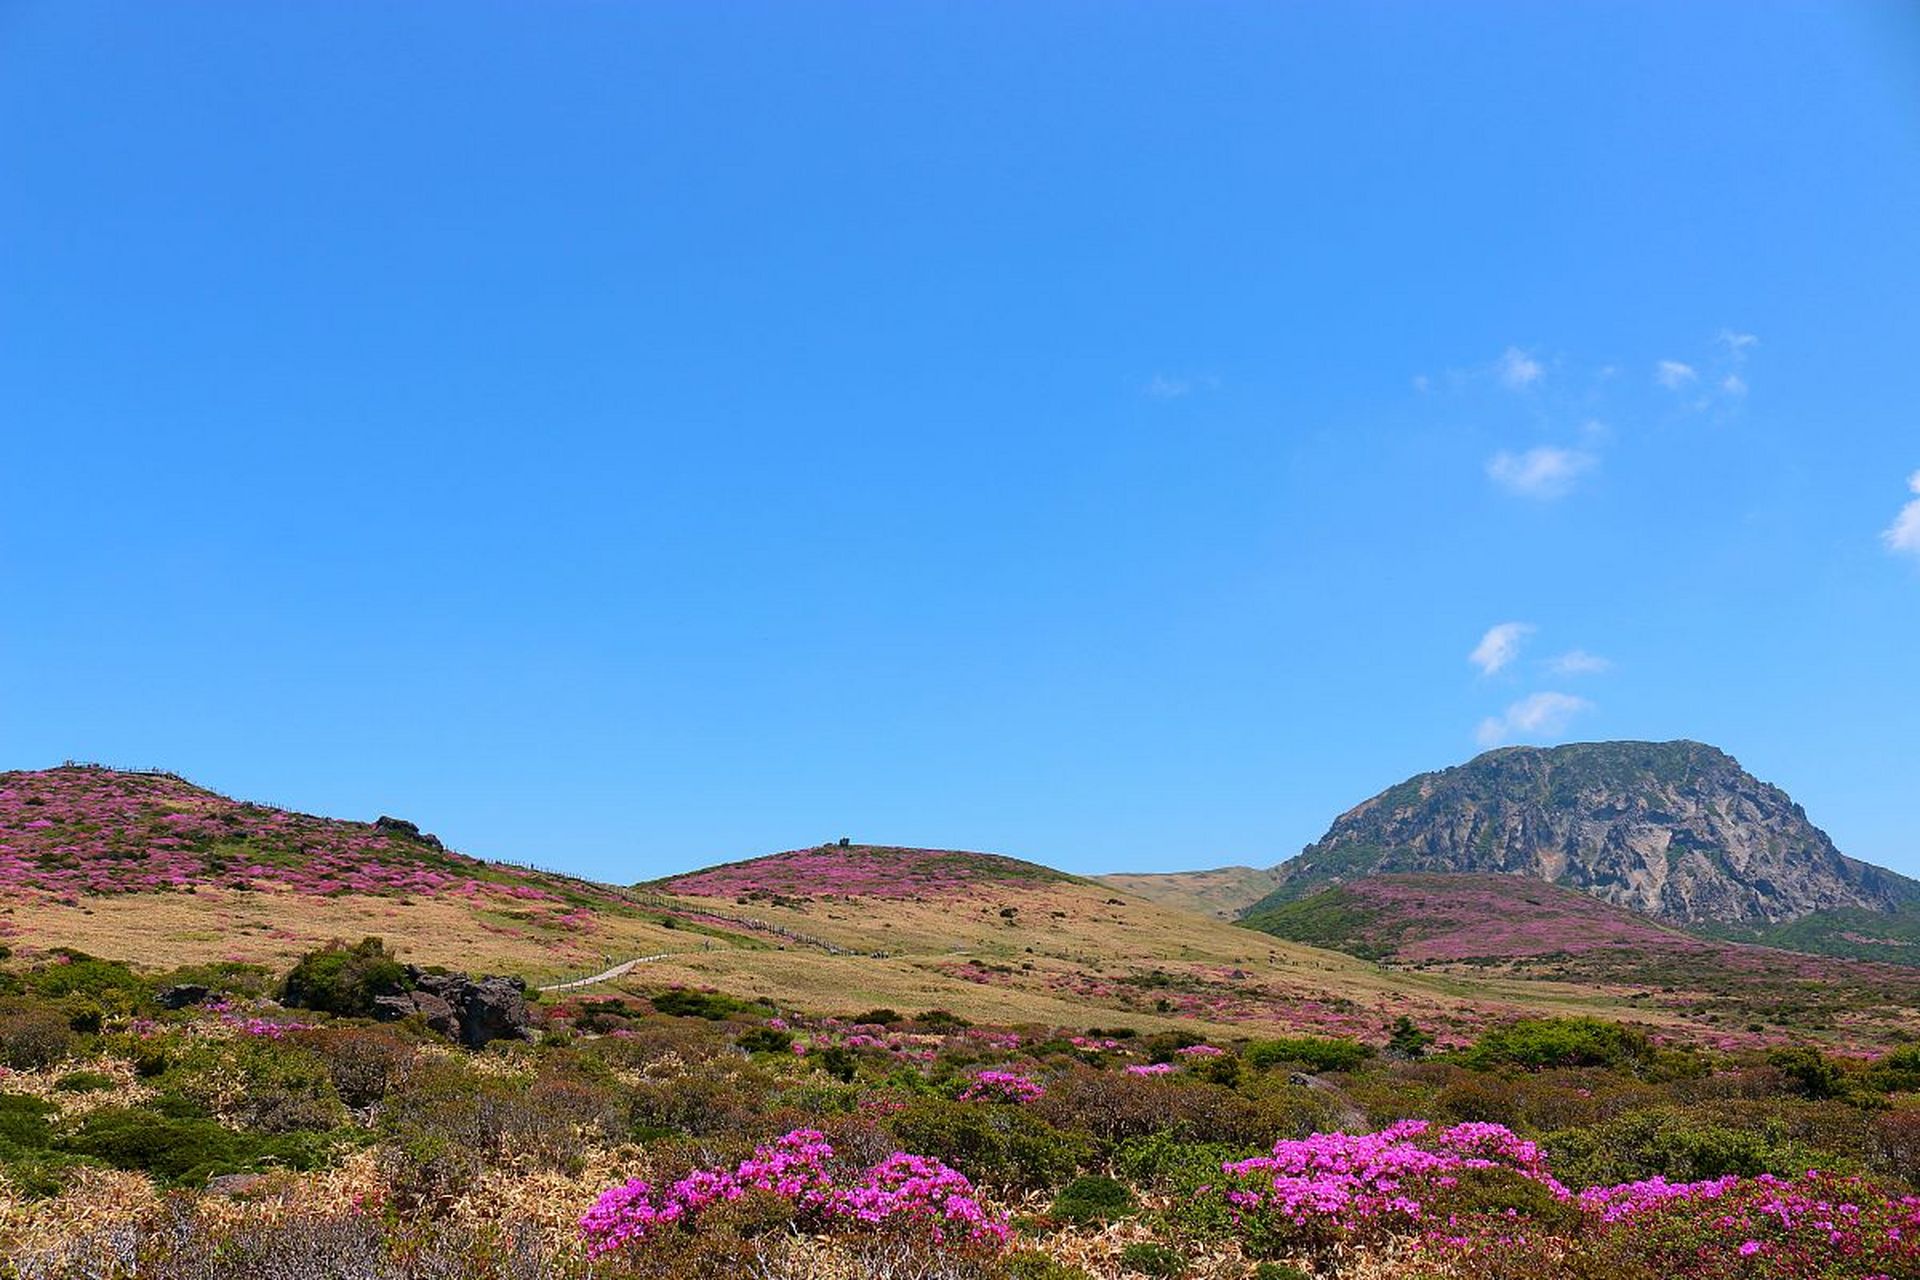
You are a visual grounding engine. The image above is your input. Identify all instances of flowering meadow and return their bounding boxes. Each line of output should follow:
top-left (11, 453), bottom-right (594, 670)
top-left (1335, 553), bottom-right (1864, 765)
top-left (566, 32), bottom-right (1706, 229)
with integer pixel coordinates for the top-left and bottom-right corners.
top-left (5, 936), bottom-right (1920, 1280)
top-left (0, 767), bottom-right (492, 899)
top-left (1245, 873), bottom-right (1920, 1049)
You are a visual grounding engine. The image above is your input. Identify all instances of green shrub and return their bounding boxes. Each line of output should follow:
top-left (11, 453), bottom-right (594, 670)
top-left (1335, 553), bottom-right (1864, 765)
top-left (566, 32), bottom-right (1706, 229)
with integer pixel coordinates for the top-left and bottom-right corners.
top-left (1003, 1251), bottom-right (1093, 1280)
top-left (1385, 1016), bottom-right (1434, 1060)
top-left (1251, 1265), bottom-right (1312, 1280)
top-left (0, 1094), bottom-right (55, 1155)
top-left (735, 1027), bottom-right (794, 1055)
top-left (650, 988), bottom-right (761, 1020)
top-left (852, 1008), bottom-right (902, 1025)
top-left (1244, 1037), bottom-right (1371, 1074)
top-left (1869, 1044), bottom-right (1920, 1093)
top-left (1118, 1243), bottom-right (1187, 1277)
top-left (1465, 1017), bottom-right (1651, 1072)
top-left (1545, 1107), bottom-right (1801, 1186)
top-left (916, 1009), bottom-right (971, 1028)
top-left (24, 952), bottom-right (146, 1000)
top-left (54, 1070), bottom-right (115, 1094)
top-left (1049, 1173), bottom-right (1137, 1224)
top-left (59, 1106), bottom-right (338, 1186)
top-left (811, 1046), bottom-right (857, 1082)
top-left (0, 1009), bottom-right (74, 1069)
top-left (1768, 1046), bottom-right (1848, 1100)
top-left (280, 938), bottom-right (408, 1018)
top-left (886, 1098), bottom-right (1089, 1192)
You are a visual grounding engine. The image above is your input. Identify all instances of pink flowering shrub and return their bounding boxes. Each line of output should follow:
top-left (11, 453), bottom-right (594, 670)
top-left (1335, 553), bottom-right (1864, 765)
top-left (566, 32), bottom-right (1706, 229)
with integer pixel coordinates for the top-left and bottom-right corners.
top-left (1218, 1119), bottom-right (1567, 1253)
top-left (1212, 1122), bottom-right (1920, 1277)
top-left (1126, 1062), bottom-right (1177, 1077)
top-left (959, 1070), bottom-right (1045, 1104)
top-left (578, 1129), bottom-right (1006, 1257)
top-left (1431, 1170), bottom-right (1920, 1279)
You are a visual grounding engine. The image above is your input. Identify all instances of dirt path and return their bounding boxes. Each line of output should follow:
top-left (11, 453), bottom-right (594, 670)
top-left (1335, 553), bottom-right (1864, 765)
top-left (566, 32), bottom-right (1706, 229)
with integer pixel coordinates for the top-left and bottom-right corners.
top-left (538, 953), bottom-right (673, 993)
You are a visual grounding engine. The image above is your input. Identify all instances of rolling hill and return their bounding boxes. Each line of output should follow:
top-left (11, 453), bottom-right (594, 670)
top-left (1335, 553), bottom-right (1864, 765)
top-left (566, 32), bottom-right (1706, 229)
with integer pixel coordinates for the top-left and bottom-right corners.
top-left (6, 764), bottom-right (1917, 1051)
top-left (0, 764), bottom-right (696, 981)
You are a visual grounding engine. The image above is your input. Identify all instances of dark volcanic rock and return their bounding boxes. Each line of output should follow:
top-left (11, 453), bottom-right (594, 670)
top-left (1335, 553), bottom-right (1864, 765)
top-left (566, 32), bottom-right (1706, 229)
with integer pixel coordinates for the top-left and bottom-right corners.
top-left (1244, 740), bottom-right (1915, 926)
top-left (373, 815), bottom-right (445, 851)
top-left (373, 967), bottom-right (533, 1047)
top-left (157, 983), bottom-right (210, 1009)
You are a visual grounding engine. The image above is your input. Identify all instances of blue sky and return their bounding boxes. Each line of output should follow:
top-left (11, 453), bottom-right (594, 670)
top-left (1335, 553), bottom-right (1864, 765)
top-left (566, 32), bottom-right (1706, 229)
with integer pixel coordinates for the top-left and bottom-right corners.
top-left (3, 3), bottom-right (1917, 881)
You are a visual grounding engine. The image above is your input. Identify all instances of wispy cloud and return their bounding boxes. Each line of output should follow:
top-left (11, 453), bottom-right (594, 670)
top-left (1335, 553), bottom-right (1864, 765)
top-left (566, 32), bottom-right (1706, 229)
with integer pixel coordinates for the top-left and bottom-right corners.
top-left (1476, 691), bottom-right (1594, 747)
top-left (1545, 649), bottom-right (1612, 676)
top-left (1884, 470), bottom-right (1920, 559)
top-left (1496, 347), bottom-right (1544, 391)
top-left (1144, 374), bottom-right (1191, 400)
top-left (1486, 446), bottom-right (1597, 500)
top-left (1654, 359), bottom-right (1698, 391)
top-left (1470, 622), bottom-right (1534, 676)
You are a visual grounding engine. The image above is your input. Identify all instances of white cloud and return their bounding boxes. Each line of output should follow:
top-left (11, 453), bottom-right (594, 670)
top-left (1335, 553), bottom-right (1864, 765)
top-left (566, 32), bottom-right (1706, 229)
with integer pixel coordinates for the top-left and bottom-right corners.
top-left (1470, 622), bottom-right (1534, 676)
top-left (1654, 360), bottom-right (1698, 390)
top-left (1546, 649), bottom-right (1612, 676)
top-left (1884, 470), bottom-right (1920, 559)
top-left (1412, 374), bottom-right (1431, 393)
top-left (1476, 691), bottom-right (1594, 747)
top-left (1144, 374), bottom-right (1191, 400)
top-left (1719, 330), bottom-right (1759, 357)
top-left (1497, 347), bottom-right (1544, 391)
top-left (1486, 446), bottom-right (1597, 500)
top-left (1721, 374), bottom-right (1748, 397)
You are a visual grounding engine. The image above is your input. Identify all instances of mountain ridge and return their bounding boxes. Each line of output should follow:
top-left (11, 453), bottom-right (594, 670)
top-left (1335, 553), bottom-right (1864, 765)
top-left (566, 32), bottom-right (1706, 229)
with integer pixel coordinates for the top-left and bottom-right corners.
top-left (1109, 741), bottom-right (1916, 933)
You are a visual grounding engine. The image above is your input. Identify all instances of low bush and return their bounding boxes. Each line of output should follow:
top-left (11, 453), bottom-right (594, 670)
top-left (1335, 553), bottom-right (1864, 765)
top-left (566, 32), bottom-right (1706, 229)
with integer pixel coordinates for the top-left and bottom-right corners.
top-left (650, 988), bottom-right (763, 1020)
top-left (885, 1099), bottom-right (1089, 1193)
top-left (1465, 1017), bottom-right (1652, 1072)
top-left (1244, 1036), bottom-right (1371, 1074)
top-left (60, 1106), bottom-right (339, 1186)
top-left (0, 1009), bottom-right (74, 1069)
top-left (1117, 1242), bottom-right (1186, 1277)
top-left (280, 938), bottom-right (408, 1018)
top-left (1048, 1174), bottom-right (1136, 1224)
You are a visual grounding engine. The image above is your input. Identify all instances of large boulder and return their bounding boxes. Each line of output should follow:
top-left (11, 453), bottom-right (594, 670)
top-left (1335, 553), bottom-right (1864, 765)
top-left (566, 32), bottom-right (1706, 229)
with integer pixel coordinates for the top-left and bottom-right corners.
top-left (373, 967), bottom-right (533, 1048)
top-left (373, 815), bottom-right (445, 851)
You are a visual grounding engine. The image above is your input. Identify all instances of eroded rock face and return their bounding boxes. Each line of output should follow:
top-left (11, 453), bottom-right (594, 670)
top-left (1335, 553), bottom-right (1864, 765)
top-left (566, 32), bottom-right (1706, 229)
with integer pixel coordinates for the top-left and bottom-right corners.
top-left (372, 967), bottom-right (533, 1047)
top-left (1250, 741), bottom-right (1911, 925)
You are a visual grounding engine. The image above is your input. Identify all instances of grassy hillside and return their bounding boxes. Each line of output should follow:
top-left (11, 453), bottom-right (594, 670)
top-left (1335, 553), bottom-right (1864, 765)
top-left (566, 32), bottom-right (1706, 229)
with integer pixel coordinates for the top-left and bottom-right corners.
top-left (1092, 865), bottom-right (1281, 919)
top-left (0, 767), bottom-right (704, 982)
top-left (6, 771), bottom-right (1915, 1054)
top-left (1242, 874), bottom-right (1920, 1048)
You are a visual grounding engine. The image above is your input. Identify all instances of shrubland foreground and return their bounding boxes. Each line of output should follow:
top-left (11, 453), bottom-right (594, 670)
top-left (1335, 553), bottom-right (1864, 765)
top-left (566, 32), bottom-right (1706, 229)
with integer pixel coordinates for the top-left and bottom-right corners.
top-left (4, 941), bottom-right (1920, 1279)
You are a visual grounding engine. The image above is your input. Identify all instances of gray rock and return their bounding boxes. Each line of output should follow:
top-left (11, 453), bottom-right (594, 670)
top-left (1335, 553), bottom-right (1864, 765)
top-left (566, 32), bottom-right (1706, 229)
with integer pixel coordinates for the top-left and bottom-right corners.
top-left (372, 967), bottom-right (532, 1048)
top-left (1246, 740), bottom-right (1908, 925)
top-left (158, 983), bottom-right (210, 1009)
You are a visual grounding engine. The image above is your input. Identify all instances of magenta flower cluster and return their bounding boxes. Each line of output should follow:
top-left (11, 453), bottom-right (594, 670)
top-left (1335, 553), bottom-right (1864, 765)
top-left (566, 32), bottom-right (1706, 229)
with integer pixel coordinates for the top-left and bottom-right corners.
top-left (1221, 1123), bottom-right (1920, 1273)
top-left (958, 1070), bottom-right (1045, 1104)
top-left (577, 1129), bottom-right (1006, 1257)
top-left (1126, 1062), bottom-right (1178, 1077)
top-left (1219, 1120), bottom-right (1566, 1229)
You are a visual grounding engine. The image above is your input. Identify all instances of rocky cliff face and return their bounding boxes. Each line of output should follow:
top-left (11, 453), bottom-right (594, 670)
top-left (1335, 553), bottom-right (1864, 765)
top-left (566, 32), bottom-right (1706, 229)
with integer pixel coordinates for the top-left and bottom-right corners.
top-left (1245, 741), bottom-right (1913, 925)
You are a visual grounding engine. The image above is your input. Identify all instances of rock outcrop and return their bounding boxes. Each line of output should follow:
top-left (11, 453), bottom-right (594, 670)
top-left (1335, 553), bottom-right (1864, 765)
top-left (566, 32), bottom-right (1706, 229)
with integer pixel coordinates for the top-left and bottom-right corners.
top-left (372, 966), bottom-right (534, 1047)
top-left (1243, 741), bottom-right (1914, 925)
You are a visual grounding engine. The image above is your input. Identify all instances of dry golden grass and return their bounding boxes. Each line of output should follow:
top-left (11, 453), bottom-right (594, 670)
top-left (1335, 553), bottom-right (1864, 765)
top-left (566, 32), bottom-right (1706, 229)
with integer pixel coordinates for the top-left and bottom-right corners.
top-left (0, 885), bottom-right (695, 983)
top-left (0, 853), bottom-right (1811, 1044)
